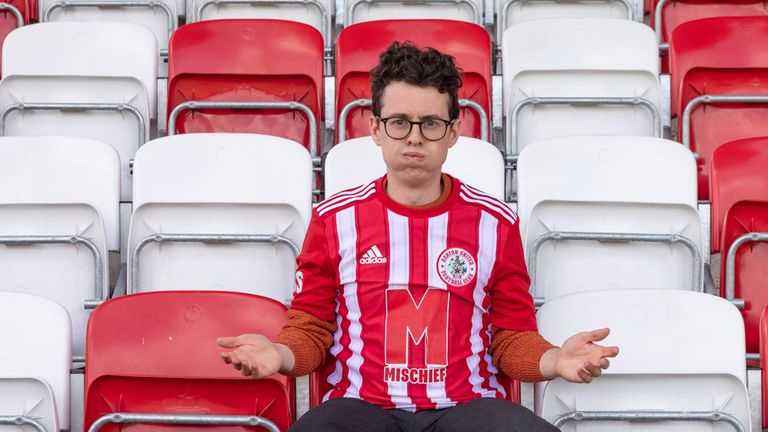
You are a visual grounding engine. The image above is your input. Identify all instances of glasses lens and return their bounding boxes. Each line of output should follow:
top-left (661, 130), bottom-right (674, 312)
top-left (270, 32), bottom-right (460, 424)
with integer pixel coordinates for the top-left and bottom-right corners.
top-left (384, 118), bottom-right (411, 139)
top-left (421, 119), bottom-right (449, 141)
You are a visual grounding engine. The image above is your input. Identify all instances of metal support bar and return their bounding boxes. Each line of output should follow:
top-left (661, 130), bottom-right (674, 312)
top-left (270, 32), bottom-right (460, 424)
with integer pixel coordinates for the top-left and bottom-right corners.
top-left (506, 96), bottom-right (661, 158)
top-left (500, 0), bottom-right (633, 41)
top-left (347, 0), bottom-right (481, 26)
top-left (724, 232), bottom-right (768, 310)
top-left (167, 100), bottom-right (319, 160)
top-left (0, 235), bottom-right (106, 303)
top-left (337, 98), bottom-right (488, 142)
top-left (681, 95), bottom-right (768, 151)
top-left (654, 0), bottom-right (669, 45)
top-left (129, 232), bottom-right (300, 294)
top-left (88, 413), bottom-right (279, 432)
top-left (0, 102), bottom-right (147, 150)
top-left (0, 3), bottom-right (24, 27)
top-left (554, 410), bottom-right (746, 432)
top-left (0, 416), bottom-right (48, 432)
top-left (43, 0), bottom-right (176, 44)
top-left (528, 231), bottom-right (701, 306)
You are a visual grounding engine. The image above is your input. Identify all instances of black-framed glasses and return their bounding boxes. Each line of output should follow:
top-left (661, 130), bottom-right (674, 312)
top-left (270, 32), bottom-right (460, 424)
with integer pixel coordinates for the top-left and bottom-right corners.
top-left (377, 116), bottom-right (453, 141)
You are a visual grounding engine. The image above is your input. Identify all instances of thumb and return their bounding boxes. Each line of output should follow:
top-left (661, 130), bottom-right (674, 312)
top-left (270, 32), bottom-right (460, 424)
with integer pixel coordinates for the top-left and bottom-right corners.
top-left (216, 336), bottom-right (239, 348)
top-left (585, 328), bottom-right (610, 343)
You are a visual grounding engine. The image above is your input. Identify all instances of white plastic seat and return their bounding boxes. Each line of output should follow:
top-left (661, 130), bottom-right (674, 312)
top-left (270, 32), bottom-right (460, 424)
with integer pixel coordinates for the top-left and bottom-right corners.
top-left (517, 136), bottom-right (702, 303)
top-left (325, 136), bottom-right (505, 199)
top-left (128, 133), bottom-right (312, 305)
top-left (0, 136), bottom-right (119, 358)
top-left (501, 19), bottom-right (661, 158)
top-left (39, 0), bottom-right (177, 63)
top-left (536, 289), bottom-right (750, 431)
top-left (0, 292), bottom-right (72, 432)
top-left (1, 22), bottom-right (157, 201)
top-left (341, 0), bottom-right (483, 27)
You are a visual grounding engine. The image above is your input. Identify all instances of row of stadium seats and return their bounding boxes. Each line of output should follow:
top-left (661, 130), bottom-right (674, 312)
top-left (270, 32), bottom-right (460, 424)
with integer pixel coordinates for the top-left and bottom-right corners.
top-left (2, 16), bottom-right (767, 202)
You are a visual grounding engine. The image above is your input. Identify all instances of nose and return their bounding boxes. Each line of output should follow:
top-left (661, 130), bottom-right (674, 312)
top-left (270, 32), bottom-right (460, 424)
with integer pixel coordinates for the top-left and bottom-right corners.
top-left (406, 122), bottom-right (424, 145)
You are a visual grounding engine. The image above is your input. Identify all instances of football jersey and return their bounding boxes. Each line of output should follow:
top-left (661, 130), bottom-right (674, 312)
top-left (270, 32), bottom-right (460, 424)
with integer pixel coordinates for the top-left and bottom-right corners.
top-left (291, 174), bottom-right (537, 411)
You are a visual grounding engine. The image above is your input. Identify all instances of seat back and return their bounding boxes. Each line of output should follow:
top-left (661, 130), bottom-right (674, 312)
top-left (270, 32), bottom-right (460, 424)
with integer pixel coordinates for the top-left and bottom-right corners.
top-left (0, 292), bottom-right (71, 431)
top-left (342, 0), bottom-right (482, 26)
top-left (721, 201), bottom-right (768, 357)
top-left (167, 19), bottom-right (324, 155)
top-left (325, 136), bottom-right (504, 198)
top-left (128, 133), bottom-right (312, 304)
top-left (0, 0), bottom-right (29, 74)
top-left (335, 20), bottom-right (491, 142)
top-left (0, 136), bottom-right (118, 357)
top-left (502, 19), bottom-right (661, 156)
top-left (710, 137), bottom-right (768, 253)
top-left (536, 289), bottom-right (749, 431)
top-left (670, 17), bottom-right (768, 200)
top-left (84, 291), bottom-right (293, 432)
top-left (517, 136), bottom-right (701, 300)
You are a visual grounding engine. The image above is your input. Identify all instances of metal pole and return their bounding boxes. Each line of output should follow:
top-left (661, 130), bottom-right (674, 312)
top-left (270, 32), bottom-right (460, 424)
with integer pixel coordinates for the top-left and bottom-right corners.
top-left (458, 98), bottom-right (489, 142)
top-left (0, 416), bottom-right (48, 432)
top-left (724, 232), bottom-right (767, 309)
top-left (88, 413), bottom-right (280, 432)
top-left (681, 95), bottom-right (768, 151)
top-left (553, 410), bottom-right (746, 432)
top-left (0, 102), bottom-right (147, 149)
top-left (0, 3), bottom-right (24, 27)
top-left (347, 0), bottom-right (481, 26)
top-left (506, 96), bottom-right (661, 159)
top-left (528, 231), bottom-right (702, 297)
top-left (129, 232), bottom-right (300, 293)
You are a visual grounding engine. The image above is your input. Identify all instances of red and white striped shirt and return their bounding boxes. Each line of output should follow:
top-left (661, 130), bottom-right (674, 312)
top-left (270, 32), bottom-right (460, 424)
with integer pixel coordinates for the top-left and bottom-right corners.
top-left (291, 174), bottom-right (537, 411)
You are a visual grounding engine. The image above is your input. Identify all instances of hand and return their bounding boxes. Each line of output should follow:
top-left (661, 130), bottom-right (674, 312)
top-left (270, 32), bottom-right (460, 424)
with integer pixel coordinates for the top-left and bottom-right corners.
top-left (540, 328), bottom-right (619, 383)
top-left (217, 334), bottom-right (294, 379)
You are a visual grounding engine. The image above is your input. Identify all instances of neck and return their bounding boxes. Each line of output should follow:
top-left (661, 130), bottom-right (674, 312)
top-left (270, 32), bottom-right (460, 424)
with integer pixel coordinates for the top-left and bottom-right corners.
top-left (385, 172), bottom-right (443, 206)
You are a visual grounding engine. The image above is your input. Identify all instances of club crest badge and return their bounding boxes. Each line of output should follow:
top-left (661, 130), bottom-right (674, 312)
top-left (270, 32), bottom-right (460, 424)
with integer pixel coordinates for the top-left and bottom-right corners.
top-left (437, 248), bottom-right (477, 287)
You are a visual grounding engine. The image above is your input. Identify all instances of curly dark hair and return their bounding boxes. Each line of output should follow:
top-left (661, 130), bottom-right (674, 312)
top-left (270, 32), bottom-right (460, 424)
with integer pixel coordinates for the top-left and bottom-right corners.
top-left (370, 41), bottom-right (463, 121)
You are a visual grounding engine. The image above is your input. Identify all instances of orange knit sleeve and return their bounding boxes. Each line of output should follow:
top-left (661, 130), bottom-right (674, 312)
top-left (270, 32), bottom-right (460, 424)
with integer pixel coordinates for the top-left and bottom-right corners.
top-left (489, 328), bottom-right (556, 382)
top-left (275, 309), bottom-right (337, 377)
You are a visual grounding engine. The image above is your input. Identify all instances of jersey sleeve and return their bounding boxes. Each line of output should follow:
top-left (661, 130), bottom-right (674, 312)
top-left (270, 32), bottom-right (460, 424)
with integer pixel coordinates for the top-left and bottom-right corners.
top-left (289, 208), bottom-right (339, 322)
top-left (488, 219), bottom-right (538, 331)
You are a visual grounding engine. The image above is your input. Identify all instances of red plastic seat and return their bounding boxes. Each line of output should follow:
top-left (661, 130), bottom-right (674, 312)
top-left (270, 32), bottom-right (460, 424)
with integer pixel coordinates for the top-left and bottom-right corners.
top-left (334, 19), bottom-right (491, 143)
top-left (653, 0), bottom-right (768, 72)
top-left (167, 19), bottom-right (324, 154)
top-left (84, 291), bottom-right (293, 432)
top-left (723, 201), bottom-right (768, 358)
top-left (0, 0), bottom-right (30, 74)
top-left (670, 16), bottom-right (768, 200)
top-left (710, 137), bottom-right (768, 253)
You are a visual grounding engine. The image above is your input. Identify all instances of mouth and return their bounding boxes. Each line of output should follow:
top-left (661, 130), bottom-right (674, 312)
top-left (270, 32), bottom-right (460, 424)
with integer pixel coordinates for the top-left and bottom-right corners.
top-left (402, 152), bottom-right (425, 160)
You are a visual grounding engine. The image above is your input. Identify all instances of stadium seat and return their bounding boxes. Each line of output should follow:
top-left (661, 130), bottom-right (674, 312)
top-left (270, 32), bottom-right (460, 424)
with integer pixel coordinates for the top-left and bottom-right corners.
top-left (0, 136), bottom-right (119, 358)
top-left (38, 0), bottom-right (177, 66)
top-left (760, 306), bottom-right (768, 429)
top-left (537, 289), bottom-right (749, 431)
top-left (84, 291), bottom-right (292, 432)
top-left (334, 19), bottom-right (491, 144)
top-left (0, 292), bottom-right (71, 432)
top-left (669, 16), bottom-right (768, 200)
top-left (517, 136), bottom-right (701, 305)
top-left (496, 0), bottom-right (641, 43)
top-left (653, 0), bottom-right (768, 71)
top-left (127, 133), bottom-right (312, 305)
top-left (0, 21), bottom-right (157, 201)
top-left (324, 136), bottom-right (504, 198)
top-left (0, 0), bottom-right (27, 74)
top-left (167, 19), bottom-right (324, 162)
top-left (502, 19), bottom-right (662, 159)
top-left (340, 0), bottom-right (482, 27)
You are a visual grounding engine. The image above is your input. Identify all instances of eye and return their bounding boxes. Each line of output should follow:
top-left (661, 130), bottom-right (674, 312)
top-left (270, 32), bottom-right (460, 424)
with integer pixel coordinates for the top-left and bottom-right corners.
top-left (423, 119), bottom-right (439, 128)
top-left (391, 118), bottom-right (408, 127)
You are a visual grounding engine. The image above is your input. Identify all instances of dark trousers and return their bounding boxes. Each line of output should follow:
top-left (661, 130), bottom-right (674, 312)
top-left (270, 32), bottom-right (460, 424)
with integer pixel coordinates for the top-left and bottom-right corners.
top-left (289, 397), bottom-right (559, 432)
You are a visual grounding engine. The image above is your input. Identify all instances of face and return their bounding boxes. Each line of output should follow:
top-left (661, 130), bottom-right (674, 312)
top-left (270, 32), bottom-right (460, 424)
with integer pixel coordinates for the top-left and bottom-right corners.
top-left (370, 81), bottom-right (461, 187)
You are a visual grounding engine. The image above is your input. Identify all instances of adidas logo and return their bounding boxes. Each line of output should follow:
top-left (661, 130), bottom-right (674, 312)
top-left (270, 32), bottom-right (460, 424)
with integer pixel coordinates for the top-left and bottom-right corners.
top-left (359, 245), bottom-right (388, 265)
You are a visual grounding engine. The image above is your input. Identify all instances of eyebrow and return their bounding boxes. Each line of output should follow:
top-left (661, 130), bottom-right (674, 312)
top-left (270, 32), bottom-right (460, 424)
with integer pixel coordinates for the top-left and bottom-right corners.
top-left (382, 113), bottom-right (448, 120)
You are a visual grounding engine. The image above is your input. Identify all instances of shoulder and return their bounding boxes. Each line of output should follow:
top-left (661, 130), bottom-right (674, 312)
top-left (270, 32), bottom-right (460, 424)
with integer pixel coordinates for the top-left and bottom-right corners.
top-left (456, 181), bottom-right (519, 227)
top-left (315, 180), bottom-right (378, 219)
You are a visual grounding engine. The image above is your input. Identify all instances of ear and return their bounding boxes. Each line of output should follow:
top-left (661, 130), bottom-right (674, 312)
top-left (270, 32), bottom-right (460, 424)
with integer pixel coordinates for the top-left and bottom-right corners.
top-left (370, 115), bottom-right (383, 147)
top-left (447, 119), bottom-right (461, 148)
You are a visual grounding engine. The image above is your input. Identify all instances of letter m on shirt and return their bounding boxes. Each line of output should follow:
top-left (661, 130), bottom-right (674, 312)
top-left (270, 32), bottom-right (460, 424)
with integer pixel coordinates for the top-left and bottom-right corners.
top-left (385, 288), bottom-right (449, 367)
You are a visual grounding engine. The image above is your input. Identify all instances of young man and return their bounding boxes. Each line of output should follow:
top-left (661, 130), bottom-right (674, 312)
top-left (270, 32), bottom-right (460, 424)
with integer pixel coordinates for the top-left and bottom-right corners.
top-left (218, 42), bottom-right (619, 431)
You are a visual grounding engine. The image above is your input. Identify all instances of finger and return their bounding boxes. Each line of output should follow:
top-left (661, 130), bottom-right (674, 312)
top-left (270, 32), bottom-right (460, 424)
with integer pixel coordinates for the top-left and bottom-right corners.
top-left (585, 363), bottom-right (602, 378)
top-left (217, 336), bottom-right (240, 348)
top-left (228, 352), bottom-right (243, 370)
top-left (585, 328), bottom-right (610, 342)
top-left (577, 369), bottom-right (591, 383)
top-left (240, 365), bottom-right (252, 377)
top-left (220, 352), bottom-right (232, 364)
top-left (598, 358), bottom-right (610, 369)
top-left (600, 345), bottom-right (620, 358)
